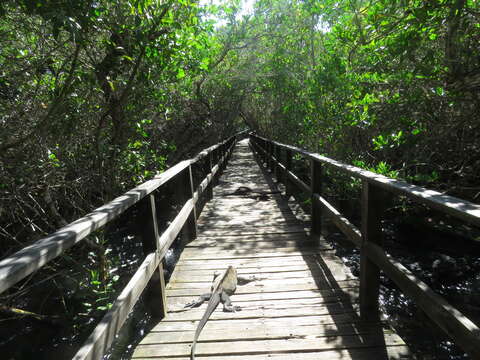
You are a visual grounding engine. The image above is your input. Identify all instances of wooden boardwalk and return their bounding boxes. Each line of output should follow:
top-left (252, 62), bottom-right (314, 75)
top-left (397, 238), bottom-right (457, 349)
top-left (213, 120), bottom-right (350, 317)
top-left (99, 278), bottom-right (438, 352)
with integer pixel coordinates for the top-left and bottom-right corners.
top-left (131, 139), bottom-right (410, 359)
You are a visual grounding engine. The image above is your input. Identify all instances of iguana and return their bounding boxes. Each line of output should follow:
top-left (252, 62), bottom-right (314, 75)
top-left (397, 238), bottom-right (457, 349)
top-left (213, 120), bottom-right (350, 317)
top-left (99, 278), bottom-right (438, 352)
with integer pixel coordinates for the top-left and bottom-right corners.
top-left (223, 186), bottom-right (281, 200)
top-left (184, 266), bottom-right (258, 359)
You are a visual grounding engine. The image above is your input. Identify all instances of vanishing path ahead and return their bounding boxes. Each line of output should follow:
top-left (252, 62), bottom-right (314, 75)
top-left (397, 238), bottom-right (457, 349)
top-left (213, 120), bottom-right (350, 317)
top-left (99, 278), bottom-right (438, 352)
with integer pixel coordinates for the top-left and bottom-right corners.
top-left (131, 139), bottom-right (410, 359)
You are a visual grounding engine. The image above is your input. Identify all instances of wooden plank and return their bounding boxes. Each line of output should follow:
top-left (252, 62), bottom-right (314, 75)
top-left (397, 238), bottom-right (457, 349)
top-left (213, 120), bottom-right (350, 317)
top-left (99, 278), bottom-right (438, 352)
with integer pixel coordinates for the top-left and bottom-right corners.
top-left (178, 246), bottom-right (332, 259)
top-left (167, 276), bottom-right (352, 290)
top-left (166, 280), bottom-right (360, 297)
top-left (196, 225), bottom-right (308, 236)
top-left (162, 303), bottom-right (358, 322)
top-left (194, 231), bottom-right (309, 239)
top-left (132, 345), bottom-right (412, 359)
top-left (197, 220), bottom-right (307, 228)
top-left (185, 240), bottom-right (317, 251)
top-left (132, 332), bottom-right (405, 358)
top-left (174, 263), bottom-right (316, 272)
top-left (150, 312), bottom-right (363, 332)
top-left (142, 322), bottom-right (390, 344)
top-left (187, 233), bottom-right (310, 245)
top-left (166, 302), bottom-right (358, 320)
top-left (174, 252), bottom-right (345, 269)
top-left (166, 292), bottom-right (358, 310)
top-left (169, 268), bottom-right (350, 282)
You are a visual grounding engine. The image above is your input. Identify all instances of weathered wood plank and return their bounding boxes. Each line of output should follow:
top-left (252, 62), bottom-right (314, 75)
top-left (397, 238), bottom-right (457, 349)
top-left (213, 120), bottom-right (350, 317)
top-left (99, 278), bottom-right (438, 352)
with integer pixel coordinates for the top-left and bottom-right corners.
top-left (169, 268), bottom-right (353, 282)
top-left (314, 193), bottom-right (362, 247)
top-left (185, 237), bottom-right (312, 249)
top-left (178, 246), bottom-right (332, 259)
top-left (166, 280), bottom-right (360, 297)
top-left (132, 345), bottom-right (412, 359)
top-left (150, 312), bottom-right (363, 332)
top-left (195, 225), bottom-right (308, 236)
top-left (167, 288), bottom-right (360, 307)
top-left (142, 322), bottom-right (390, 344)
top-left (166, 293), bottom-right (359, 311)
top-left (162, 303), bottom-right (358, 322)
top-left (132, 332), bottom-right (405, 358)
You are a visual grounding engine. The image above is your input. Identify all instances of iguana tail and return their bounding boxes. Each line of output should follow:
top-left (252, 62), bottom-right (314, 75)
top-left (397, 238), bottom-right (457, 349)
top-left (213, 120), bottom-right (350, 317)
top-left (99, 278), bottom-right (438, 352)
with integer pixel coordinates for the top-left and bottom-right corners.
top-left (191, 292), bottom-right (221, 360)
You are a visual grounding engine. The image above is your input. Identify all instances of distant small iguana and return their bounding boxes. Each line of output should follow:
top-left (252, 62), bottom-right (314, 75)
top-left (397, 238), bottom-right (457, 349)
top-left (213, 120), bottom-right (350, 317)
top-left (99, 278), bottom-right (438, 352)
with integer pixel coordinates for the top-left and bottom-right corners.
top-left (184, 266), bottom-right (258, 359)
top-left (223, 186), bottom-right (281, 200)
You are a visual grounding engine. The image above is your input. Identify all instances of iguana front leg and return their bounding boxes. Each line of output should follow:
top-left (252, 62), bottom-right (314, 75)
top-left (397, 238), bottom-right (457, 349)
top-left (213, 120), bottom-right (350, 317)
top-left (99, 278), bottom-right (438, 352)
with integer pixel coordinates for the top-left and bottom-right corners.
top-left (184, 293), bottom-right (211, 309)
top-left (220, 292), bottom-right (241, 312)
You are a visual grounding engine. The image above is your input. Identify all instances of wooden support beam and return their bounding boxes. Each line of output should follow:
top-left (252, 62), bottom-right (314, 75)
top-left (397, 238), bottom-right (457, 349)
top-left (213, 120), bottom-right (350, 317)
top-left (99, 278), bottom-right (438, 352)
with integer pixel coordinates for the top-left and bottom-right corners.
top-left (359, 181), bottom-right (386, 322)
top-left (203, 152), bottom-right (213, 201)
top-left (314, 194), bottom-right (362, 248)
top-left (310, 160), bottom-right (322, 237)
top-left (139, 194), bottom-right (167, 318)
top-left (274, 145), bottom-right (282, 183)
top-left (175, 166), bottom-right (197, 246)
top-left (285, 149), bottom-right (293, 198)
top-left (267, 141), bottom-right (273, 172)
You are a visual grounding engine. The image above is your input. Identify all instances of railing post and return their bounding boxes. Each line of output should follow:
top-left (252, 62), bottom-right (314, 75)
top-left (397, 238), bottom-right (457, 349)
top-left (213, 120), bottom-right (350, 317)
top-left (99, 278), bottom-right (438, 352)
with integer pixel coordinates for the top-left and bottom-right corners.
top-left (258, 138), bottom-right (264, 163)
top-left (139, 194), bottom-right (167, 318)
top-left (285, 149), bottom-right (293, 198)
top-left (274, 145), bottom-right (281, 182)
top-left (175, 166), bottom-right (197, 246)
top-left (262, 139), bottom-right (267, 165)
top-left (203, 152), bottom-right (213, 201)
top-left (221, 142), bottom-right (227, 169)
top-left (269, 142), bottom-right (275, 173)
top-left (310, 159), bottom-right (322, 237)
top-left (359, 181), bottom-right (386, 321)
top-left (212, 147), bottom-right (220, 185)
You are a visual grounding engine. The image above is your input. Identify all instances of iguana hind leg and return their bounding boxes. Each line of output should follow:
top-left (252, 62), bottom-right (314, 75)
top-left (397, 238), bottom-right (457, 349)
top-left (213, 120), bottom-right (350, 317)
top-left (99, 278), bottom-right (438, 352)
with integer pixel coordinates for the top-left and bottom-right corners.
top-left (237, 275), bottom-right (262, 285)
top-left (221, 292), bottom-right (241, 312)
top-left (184, 293), bottom-right (211, 308)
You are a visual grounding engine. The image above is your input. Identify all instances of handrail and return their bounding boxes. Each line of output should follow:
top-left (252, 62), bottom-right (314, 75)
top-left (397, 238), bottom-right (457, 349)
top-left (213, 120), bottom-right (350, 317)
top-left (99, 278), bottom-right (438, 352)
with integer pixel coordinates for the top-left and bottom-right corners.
top-left (249, 133), bottom-right (480, 358)
top-left (253, 134), bottom-right (480, 227)
top-left (0, 132), bottom-right (240, 360)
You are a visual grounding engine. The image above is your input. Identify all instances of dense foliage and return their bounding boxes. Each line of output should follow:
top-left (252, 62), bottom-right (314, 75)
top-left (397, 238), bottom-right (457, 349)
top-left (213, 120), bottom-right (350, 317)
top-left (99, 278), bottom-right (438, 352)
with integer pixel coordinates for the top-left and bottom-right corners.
top-left (0, 0), bottom-right (242, 255)
top-left (206, 0), bottom-right (480, 200)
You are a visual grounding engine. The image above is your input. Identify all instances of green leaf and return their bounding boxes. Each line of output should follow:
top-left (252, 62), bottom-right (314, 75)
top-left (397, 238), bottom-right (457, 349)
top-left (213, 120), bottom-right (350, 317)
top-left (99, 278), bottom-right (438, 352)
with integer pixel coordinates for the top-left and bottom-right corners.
top-left (176, 68), bottom-right (185, 79)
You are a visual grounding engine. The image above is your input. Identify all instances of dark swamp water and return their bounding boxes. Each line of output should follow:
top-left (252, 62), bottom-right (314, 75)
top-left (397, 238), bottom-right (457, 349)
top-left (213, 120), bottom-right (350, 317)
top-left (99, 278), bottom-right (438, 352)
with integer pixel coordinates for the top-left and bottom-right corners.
top-left (323, 206), bottom-right (480, 360)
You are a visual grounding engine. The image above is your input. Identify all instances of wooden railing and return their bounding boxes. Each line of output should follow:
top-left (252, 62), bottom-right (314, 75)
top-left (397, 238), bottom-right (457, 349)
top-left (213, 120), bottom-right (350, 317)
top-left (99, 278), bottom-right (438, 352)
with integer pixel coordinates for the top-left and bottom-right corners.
top-left (250, 133), bottom-right (480, 358)
top-left (0, 133), bottom-right (241, 360)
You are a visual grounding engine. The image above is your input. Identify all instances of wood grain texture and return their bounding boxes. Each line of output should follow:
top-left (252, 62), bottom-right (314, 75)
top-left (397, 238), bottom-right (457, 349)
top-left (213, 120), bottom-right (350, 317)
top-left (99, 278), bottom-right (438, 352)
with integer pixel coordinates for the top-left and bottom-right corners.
top-left (131, 139), bottom-right (409, 359)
